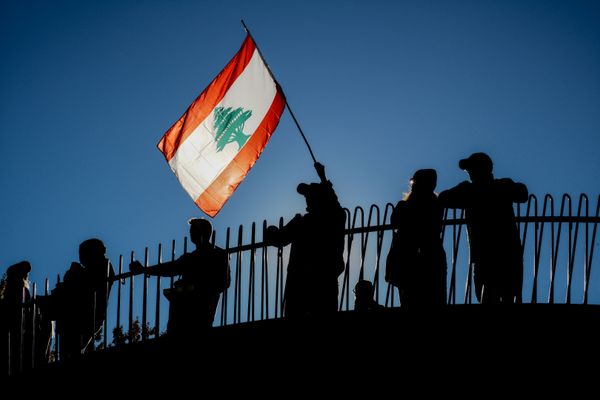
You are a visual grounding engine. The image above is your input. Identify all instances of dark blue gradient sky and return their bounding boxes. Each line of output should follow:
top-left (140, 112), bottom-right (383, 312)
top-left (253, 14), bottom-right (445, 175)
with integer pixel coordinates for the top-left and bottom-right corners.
top-left (1, 0), bottom-right (599, 286)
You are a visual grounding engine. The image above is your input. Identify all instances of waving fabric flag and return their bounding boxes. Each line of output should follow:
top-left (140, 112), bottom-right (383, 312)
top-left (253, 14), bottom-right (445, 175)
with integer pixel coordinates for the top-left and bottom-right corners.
top-left (157, 35), bottom-right (286, 217)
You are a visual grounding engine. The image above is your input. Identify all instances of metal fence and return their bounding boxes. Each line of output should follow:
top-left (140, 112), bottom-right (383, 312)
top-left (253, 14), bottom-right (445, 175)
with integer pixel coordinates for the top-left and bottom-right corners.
top-left (3, 193), bottom-right (599, 375)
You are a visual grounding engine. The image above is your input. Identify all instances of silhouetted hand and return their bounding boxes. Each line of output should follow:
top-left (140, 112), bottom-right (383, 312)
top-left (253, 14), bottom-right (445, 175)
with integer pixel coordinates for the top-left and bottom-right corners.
top-left (264, 225), bottom-right (279, 243)
top-left (129, 260), bottom-right (144, 274)
top-left (314, 162), bottom-right (326, 182)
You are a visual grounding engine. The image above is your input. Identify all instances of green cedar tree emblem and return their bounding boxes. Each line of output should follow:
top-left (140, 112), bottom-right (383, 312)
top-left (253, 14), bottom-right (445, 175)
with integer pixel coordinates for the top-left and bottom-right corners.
top-left (212, 106), bottom-right (253, 152)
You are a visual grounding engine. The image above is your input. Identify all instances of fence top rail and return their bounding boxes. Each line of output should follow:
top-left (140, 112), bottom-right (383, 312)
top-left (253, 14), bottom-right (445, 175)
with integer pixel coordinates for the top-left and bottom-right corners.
top-left (113, 209), bottom-right (599, 280)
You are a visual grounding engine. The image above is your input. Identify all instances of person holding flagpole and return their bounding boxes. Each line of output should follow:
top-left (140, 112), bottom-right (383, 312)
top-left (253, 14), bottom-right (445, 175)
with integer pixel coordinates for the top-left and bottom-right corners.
top-left (265, 162), bottom-right (346, 318)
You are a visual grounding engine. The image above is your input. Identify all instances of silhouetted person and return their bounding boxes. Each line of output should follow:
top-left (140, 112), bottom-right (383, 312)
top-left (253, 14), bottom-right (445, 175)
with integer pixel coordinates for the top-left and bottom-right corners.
top-left (55, 239), bottom-right (116, 359)
top-left (353, 279), bottom-right (384, 311)
top-left (264, 162), bottom-right (346, 318)
top-left (0, 261), bottom-right (32, 373)
top-left (385, 169), bottom-right (447, 307)
top-left (438, 152), bottom-right (528, 304)
top-left (130, 218), bottom-right (230, 335)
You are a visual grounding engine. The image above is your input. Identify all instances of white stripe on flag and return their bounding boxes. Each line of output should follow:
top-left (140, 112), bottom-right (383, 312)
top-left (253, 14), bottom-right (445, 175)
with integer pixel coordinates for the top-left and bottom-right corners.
top-left (168, 49), bottom-right (277, 201)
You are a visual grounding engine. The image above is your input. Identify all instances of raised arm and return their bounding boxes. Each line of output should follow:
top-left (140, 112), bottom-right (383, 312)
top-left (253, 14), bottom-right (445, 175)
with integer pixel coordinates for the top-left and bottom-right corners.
top-left (314, 162), bottom-right (327, 184)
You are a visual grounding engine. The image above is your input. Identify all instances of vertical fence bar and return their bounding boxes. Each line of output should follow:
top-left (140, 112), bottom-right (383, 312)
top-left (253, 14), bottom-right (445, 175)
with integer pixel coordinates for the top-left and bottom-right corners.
top-left (54, 273), bottom-right (60, 361)
top-left (155, 243), bottom-right (162, 338)
top-left (221, 229), bottom-right (230, 326)
top-left (116, 255), bottom-right (123, 341)
top-left (340, 208), bottom-right (357, 310)
top-left (357, 206), bottom-right (373, 282)
top-left (275, 218), bottom-right (284, 317)
top-left (44, 278), bottom-right (51, 364)
top-left (568, 196), bottom-right (584, 304)
top-left (451, 209), bottom-right (459, 304)
top-left (584, 195), bottom-right (599, 304)
top-left (31, 282), bottom-right (37, 370)
top-left (565, 195), bottom-right (574, 304)
top-left (261, 220), bottom-right (269, 320)
top-left (234, 226), bottom-right (243, 324)
top-left (372, 205), bottom-right (388, 304)
top-left (384, 203), bottom-right (395, 307)
top-left (574, 194), bottom-right (587, 304)
top-left (18, 285), bottom-right (24, 374)
top-left (450, 209), bottom-right (464, 304)
top-left (170, 239), bottom-right (176, 291)
top-left (551, 195), bottom-right (570, 303)
top-left (582, 195), bottom-right (589, 304)
top-left (102, 258), bottom-right (110, 350)
top-left (247, 222), bottom-right (256, 322)
top-left (520, 196), bottom-right (534, 304)
top-left (531, 196), bottom-right (540, 303)
top-left (128, 252), bottom-right (135, 343)
top-left (142, 247), bottom-right (149, 341)
top-left (547, 196), bottom-right (556, 304)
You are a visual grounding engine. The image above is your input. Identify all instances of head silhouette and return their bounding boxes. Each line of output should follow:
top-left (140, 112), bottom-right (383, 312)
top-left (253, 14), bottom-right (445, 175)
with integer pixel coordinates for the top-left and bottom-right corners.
top-left (6, 261), bottom-right (31, 283)
top-left (79, 239), bottom-right (106, 267)
top-left (354, 279), bottom-right (375, 300)
top-left (297, 182), bottom-right (324, 213)
top-left (459, 152), bottom-right (493, 183)
top-left (410, 169), bottom-right (437, 194)
top-left (189, 218), bottom-right (212, 246)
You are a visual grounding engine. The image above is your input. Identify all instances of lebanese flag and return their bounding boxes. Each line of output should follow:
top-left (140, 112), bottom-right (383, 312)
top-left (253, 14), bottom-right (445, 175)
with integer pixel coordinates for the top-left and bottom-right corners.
top-left (157, 35), bottom-right (286, 217)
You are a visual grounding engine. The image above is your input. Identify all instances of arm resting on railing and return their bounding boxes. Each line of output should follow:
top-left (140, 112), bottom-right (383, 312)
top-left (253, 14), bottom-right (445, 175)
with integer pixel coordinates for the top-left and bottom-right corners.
top-left (129, 260), bottom-right (182, 277)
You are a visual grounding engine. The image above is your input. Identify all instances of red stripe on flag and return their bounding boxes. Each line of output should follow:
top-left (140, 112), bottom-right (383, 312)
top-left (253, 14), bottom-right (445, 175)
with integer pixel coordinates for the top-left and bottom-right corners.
top-left (195, 89), bottom-right (286, 217)
top-left (157, 35), bottom-right (257, 162)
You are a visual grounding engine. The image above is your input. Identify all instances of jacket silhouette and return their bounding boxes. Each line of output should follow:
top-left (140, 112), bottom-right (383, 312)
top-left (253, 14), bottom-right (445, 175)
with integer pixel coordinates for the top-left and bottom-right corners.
top-left (55, 239), bottom-right (116, 359)
top-left (1, 261), bottom-right (32, 373)
top-left (265, 163), bottom-right (346, 318)
top-left (386, 169), bottom-right (447, 307)
top-left (130, 218), bottom-right (230, 334)
top-left (438, 152), bottom-right (528, 303)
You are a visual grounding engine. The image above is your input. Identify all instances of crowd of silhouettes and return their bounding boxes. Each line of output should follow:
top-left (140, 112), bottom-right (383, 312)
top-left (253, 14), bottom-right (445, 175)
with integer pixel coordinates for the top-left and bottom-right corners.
top-left (1, 238), bottom-right (117, 372)
top-left (2, 151), bottom-right (530, 374)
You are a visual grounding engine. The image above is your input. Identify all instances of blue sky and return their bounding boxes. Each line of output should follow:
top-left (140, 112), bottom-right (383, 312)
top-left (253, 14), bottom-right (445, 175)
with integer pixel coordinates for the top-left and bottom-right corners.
top-left (1, 0), bottom-right (599, 290)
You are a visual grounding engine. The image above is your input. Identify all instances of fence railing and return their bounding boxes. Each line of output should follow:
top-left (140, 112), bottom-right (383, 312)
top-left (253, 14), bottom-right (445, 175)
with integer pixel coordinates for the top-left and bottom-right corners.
top-left (3, 193), bottom-right (599, 375)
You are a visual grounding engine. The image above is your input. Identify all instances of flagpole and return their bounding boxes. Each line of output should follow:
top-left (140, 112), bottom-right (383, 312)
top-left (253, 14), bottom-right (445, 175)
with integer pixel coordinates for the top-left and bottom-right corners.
top-left (241, 20), bottom-right (318, 164)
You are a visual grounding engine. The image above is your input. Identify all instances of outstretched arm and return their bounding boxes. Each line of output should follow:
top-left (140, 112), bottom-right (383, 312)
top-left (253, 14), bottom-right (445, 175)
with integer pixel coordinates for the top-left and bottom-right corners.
top-left (129, 260), bottom-right (181, 277)
top-left (438, 181), bottom-right (471, 209)
top-left (264, 214), bottom-right (304, 247)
